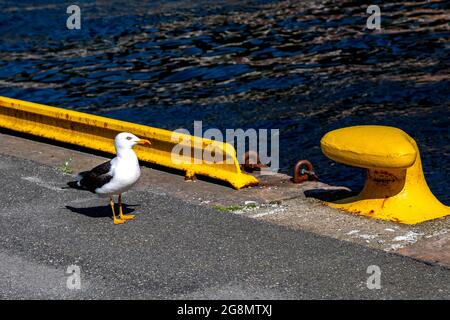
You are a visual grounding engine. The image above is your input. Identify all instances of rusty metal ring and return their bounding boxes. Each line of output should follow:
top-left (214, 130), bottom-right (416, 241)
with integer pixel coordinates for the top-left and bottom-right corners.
top-left (242, 151), bottom-right (267, 172)
top-left (292, 160), bottom-right (318, 183)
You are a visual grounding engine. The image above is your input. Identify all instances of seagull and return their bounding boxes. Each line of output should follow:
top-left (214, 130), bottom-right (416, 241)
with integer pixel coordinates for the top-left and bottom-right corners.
top-left (68, 132), bottom-right (151, 225)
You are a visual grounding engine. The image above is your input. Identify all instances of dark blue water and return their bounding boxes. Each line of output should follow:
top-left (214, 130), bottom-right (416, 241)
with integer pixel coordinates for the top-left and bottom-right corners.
top-left (0, 0), bottom-right (448, 203)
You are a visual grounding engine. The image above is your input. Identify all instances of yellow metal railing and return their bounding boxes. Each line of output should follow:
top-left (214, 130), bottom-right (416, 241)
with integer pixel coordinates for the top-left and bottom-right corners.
top-left (0, 96), bottom-right (258, 189)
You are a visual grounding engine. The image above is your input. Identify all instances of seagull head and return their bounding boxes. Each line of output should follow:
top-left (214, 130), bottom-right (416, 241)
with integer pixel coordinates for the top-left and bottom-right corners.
top-left (114, 132), bottom-right (151, 151)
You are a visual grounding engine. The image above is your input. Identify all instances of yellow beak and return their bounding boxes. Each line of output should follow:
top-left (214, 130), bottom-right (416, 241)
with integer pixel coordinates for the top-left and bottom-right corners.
top-left (137, 139), bottom-right (151, 146)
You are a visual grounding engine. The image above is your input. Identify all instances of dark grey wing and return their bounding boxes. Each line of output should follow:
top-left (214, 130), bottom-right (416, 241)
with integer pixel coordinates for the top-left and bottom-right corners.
top-left (76, 160), bottom-right (113, 193)
top-left (87, 161), bottom-right (112, 176)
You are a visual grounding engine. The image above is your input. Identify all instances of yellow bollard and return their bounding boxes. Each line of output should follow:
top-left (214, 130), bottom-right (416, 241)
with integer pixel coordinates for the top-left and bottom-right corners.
top-left (320, 125), bottom-right (450, 224)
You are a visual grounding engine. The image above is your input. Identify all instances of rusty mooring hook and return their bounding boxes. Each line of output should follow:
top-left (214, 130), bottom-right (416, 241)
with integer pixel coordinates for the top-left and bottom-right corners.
top-left (292, 160), bottom-right (318, 183)
top-left (242, 151), bottom-right (268, 172)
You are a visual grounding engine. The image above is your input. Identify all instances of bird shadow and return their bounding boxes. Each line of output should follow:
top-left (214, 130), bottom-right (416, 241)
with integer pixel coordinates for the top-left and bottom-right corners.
top-left (65, 204), bottom-right (137, 219)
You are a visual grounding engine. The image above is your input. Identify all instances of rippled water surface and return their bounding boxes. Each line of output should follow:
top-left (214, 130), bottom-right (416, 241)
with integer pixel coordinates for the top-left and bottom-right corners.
top-left (1, 0), bottom-right (448, 202)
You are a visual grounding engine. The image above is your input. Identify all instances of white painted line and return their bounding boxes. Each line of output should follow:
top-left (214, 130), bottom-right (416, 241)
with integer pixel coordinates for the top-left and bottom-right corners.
top-left (21, 176), bottom-right (63, 192)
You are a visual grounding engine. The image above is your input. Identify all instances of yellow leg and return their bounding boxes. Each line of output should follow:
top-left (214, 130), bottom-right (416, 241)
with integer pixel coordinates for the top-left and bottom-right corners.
top-left (119, 194), bottom-right (135, 221)
top-left (110, 197), bottom-right (125, 225)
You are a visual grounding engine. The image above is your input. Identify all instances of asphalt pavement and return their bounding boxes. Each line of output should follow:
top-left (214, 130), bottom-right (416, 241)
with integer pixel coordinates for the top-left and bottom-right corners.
top-left (0, 154), bottom-right (449, 299)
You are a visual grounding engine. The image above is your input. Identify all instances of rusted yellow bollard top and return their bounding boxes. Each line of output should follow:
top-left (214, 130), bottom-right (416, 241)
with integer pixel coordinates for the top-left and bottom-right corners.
top-left (321, 125), bottom-right (450, 224)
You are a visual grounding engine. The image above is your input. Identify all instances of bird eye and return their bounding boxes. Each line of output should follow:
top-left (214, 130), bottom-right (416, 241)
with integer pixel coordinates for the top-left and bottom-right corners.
top-left (126, 136), bottom-right (132, 140)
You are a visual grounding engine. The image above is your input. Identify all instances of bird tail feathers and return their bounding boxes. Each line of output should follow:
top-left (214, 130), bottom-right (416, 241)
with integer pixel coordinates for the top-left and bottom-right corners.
top-left (67, 171), bottom-right (88, 189)
top-left (67, 180), bottom-right (84, 189)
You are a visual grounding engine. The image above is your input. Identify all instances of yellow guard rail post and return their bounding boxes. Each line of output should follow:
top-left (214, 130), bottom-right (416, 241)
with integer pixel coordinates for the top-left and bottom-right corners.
top-left (0, 96), bottom-right (258, 189)
top-left (320, 125), bottom-right (450, 224)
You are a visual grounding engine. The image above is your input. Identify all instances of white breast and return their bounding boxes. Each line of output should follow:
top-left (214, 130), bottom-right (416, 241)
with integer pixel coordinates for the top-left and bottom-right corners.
top-left (95, 151), bottom-right (141, 197)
